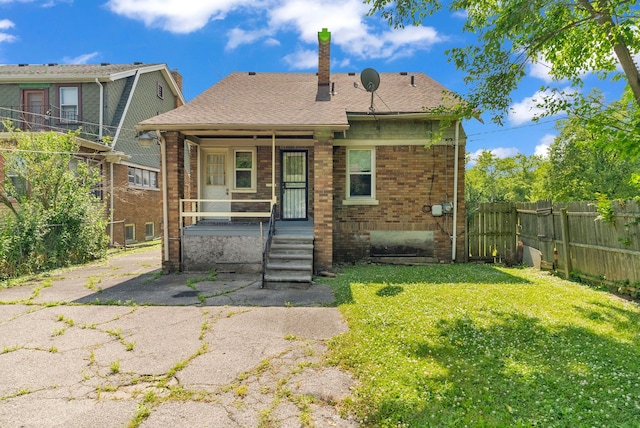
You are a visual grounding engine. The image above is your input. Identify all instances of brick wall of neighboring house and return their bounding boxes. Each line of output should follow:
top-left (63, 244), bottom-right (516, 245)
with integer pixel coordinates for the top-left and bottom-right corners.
top-left (332, 142), bottom-right (466, 264)
top-left (108, 162), bottom-right (162, 246)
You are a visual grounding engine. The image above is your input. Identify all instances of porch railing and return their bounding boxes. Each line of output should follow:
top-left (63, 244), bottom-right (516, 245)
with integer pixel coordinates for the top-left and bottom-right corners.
top-left (261, 203), bottom-right (277, 288)
top-left (179, 198), bottom-right (276, 228)
top-left (0, 105), bottom-right (105, 142)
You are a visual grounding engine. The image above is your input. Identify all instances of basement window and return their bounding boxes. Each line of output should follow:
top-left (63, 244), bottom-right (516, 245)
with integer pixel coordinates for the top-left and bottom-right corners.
top-left (125, 224), bottom-right (135, 243)
top-left (145, 222), bottom-right (154, 240)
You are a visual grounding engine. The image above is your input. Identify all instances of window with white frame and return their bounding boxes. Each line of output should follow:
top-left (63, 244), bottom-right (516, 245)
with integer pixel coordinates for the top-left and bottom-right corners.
top-left (125, 224), bottom-right (135, 243)
top-left (145, 222), bottom-right (154, 240)
top-left (128, 166), bottom-right (158, 189)
top-left (233, 149), bottom-right (255, 191)
top-left (346, 147), bottom-right (376, 202)
top-left (59, 86), bottom-right (79, 122)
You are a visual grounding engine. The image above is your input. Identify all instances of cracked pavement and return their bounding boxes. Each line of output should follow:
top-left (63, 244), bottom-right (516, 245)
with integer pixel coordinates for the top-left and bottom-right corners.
top-left (0, 247), bottom-right (357, 427)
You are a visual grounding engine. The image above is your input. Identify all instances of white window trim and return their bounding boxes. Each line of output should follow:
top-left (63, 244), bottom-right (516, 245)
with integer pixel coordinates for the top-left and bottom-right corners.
top-left (127, 166), bottom-right (159, 190)
top-left (144, 222), bottom-right (154, 240)
top-left (59, 86), bottom-right (79, 123)
top-left (344, 147), bottom-right (378, 205)
top-left (125, 224), bottom-right (136, 243)
top-left (232, 148), bottom-right (257, 193)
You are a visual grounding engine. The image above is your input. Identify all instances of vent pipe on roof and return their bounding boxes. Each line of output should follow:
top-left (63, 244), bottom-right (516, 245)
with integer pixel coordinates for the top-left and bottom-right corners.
top-left (411, 75), bottom-right (415, 87)
top-left (316, 28), bottom-right (331, 102)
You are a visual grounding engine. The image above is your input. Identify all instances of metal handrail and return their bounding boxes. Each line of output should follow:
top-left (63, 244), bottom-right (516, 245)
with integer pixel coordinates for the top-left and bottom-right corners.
top-left (261, 203), bottom-right (277, 288)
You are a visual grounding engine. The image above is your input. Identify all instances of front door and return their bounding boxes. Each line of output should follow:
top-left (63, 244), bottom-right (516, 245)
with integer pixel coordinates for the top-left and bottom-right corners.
top-left (281, 150), bottom-right (308, 220)
top-left (201, 149), bottom-right (230, 221)
top-left (22, 89), bottom-right (47, 131)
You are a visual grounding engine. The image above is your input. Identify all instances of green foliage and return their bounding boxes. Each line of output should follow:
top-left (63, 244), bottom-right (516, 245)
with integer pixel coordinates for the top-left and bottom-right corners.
top-left (0, 128), bottom-right (108, 278)
top-left (366, 0), bottom-right (640, 155)
top-left (322, 264), bottom-right (640, 427)
top-left (465, 150), bottom-right (544, 216)
top-left (541, 91), bottom-right (640, 201)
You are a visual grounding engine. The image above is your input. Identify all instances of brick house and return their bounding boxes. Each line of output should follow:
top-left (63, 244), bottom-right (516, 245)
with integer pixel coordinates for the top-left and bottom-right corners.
top-left (138, 29), bottom-right (466, 280)
top-left (0, 63), bottom-right (184, 245)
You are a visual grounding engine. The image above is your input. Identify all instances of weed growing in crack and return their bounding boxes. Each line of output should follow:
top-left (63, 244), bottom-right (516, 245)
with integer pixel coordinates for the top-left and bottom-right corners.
top-left (234, 385), bottom-right (249, 397)
top-left (125, 342), bottom-right (135, 351)
top-left (48, 346), bottom-right (58, 353)
top-left (110, 360), bottom-right (120, 374)
top-left (85, 275), bottom-right (103, 292)
top-left (2, 345), bottom-right (20, 354)
top-left (52, 327), bottom-right (66, 336)
top-left (128, 403), bottom-right (151, 428)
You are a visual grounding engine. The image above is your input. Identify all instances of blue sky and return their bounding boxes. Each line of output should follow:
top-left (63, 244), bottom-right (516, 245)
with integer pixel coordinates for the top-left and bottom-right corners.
top-left (0, 0), bottom-right (630, 165)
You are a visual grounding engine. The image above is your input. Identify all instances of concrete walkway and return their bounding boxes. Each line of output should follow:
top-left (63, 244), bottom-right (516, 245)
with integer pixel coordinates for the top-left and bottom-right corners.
top-left (0, 247), bottom-right (357, 427)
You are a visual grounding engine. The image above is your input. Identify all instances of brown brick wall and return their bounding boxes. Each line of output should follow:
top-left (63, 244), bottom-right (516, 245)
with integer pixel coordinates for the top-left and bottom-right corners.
top-left (107, 163), bottom-right (162, 246)
top-left (313, 138), bottom-right (334, 271)
top-left (163, 132), bottom-right (185, 272)
top-left (333, 143), bottom-right (466, 263)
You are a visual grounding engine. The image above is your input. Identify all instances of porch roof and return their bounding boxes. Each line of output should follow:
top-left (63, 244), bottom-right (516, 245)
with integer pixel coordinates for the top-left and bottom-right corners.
top-left (138, 72), bottom-right (454, 133)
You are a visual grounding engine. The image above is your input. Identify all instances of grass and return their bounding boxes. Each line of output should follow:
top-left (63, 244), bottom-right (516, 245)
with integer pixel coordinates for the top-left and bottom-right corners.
top-left (319, 263), bottom-right (640, 427)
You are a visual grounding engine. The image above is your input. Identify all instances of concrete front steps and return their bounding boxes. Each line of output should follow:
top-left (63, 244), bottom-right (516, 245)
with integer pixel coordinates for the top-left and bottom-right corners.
top-left (263, 234), bottom-right (314, 289)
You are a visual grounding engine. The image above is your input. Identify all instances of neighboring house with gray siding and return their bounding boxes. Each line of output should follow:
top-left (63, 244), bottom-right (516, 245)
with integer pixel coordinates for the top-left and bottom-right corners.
top-left (0, 63), bottom-right (184, 245)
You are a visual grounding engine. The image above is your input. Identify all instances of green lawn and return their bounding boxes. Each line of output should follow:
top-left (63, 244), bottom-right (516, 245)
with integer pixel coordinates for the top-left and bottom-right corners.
top-left (319, 264), bottom-right (640, 427)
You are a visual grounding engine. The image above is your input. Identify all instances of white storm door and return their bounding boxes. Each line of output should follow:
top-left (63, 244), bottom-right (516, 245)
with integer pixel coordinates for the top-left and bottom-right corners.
top-left (202, 149), bottom-right (230, 221)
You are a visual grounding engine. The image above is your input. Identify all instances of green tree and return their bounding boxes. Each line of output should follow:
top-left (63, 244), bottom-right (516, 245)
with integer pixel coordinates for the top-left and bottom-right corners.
top-left (366, 0), bottom-right (640, 154)
top-left (539, 102), bottom-right (640, 201)
top-left (466, 150), bottom-right (543, 216)
top-left (0, 128), bottom-right (109, 277)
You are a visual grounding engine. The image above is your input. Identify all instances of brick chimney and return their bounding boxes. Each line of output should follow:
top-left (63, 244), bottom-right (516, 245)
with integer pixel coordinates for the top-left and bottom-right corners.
top-left (170, 69), bottom-right (184, 108)
top-left (316, 28), bottom-right (331, 102)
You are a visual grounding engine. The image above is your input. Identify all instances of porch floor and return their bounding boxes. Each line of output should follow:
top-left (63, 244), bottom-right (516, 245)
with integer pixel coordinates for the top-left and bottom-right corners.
top-left (182, 220), bottom-right (314, 237)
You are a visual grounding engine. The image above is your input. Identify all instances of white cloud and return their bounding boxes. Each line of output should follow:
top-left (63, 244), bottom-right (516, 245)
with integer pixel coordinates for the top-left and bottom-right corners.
top-left (534, 134), bottom-right (554, 158)
top-left (508, 88), bottom-right (572, 125)
top-left (105, 0), bottom-right (252, 34)
top-left (283, 49), bottom-right (317, 70)
top-left (0, 19), bottom-right (15, 30)
top-left (226, 27), bottom-right (270, 50)
top-left (0, 19), bottom-right (16, 43)
top-left (529, 58), bottom-right (554, 83)
top-left (452, 10), bottom-right (468, 19)
top-left (62, 52), bottom-right (100, 64)
top-left (106, 0), bottom-right (446, 68)
top-left (268, 0), bottom-right (443, 62)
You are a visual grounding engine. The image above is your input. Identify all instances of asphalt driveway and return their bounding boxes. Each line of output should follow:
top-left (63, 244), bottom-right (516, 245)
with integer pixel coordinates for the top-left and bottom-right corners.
top-left (0, 246), bottom-right (357, 427)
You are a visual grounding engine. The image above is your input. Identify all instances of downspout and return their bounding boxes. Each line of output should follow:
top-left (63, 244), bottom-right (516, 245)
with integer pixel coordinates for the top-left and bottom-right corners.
top-left (452, 120), bottom-right (460, 262)
top-left (95, 78), bottom-right (112, 244)
top-left (95, 78), bottom-right (104, 140)
top-left (110, 162), bottom-right (114, 245)
top-left (157, 131), bottom-right (169, 263)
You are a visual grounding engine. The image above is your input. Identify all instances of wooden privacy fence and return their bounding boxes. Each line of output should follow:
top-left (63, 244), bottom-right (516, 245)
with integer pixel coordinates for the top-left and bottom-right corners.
top-left (468, 200), bottom-right (640, 289)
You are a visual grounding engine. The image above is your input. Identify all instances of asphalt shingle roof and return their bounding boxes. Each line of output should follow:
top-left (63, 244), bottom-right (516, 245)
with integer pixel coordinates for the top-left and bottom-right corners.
top-left (139, 72), bottom-right (454, 131)
top-left (0, 63), bottom-right (162, 81)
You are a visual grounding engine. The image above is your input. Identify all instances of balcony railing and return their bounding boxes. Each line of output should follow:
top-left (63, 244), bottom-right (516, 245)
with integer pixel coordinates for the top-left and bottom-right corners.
top-left (179, 198), bottom-right (277, 228)
top-left (0, 105), bottom-right (107, 142)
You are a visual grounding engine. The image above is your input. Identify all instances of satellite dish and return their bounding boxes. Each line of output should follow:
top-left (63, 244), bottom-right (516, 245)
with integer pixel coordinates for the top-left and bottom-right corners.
top-left (360, 68), bottom-right (380, 92)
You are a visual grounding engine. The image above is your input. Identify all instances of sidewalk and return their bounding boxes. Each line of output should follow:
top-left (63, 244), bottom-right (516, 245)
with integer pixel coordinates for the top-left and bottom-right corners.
top-left (0, 247), bottom-right (357, 427)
